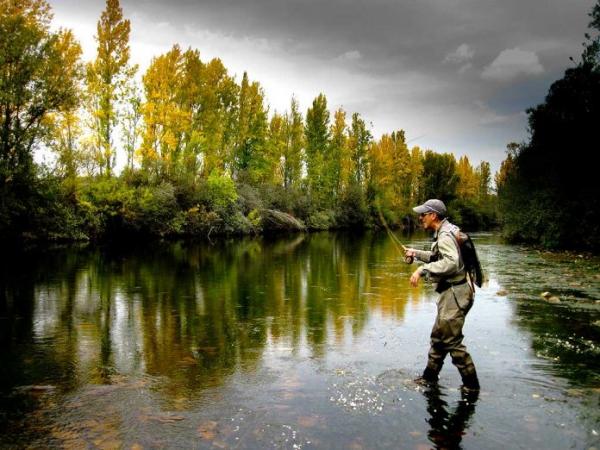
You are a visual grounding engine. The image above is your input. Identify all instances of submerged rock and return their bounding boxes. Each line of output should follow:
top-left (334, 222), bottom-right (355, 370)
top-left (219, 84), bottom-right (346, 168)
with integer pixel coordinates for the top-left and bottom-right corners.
top-left (496, 290), bottom-right (508, 296)
top-left (540, 292), bottom-right (561, 303)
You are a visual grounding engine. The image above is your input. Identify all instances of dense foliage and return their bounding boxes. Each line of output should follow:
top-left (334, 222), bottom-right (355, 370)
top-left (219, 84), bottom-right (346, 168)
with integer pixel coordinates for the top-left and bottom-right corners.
top-left (497, 1), bottom-right (600, 250)
top-left (1, 0), bottom-right (496, 243)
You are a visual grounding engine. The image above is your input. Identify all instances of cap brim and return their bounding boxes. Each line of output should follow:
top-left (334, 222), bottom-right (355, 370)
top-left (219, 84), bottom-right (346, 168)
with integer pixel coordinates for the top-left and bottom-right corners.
top-left (413, 205), bottom-right (430, 214)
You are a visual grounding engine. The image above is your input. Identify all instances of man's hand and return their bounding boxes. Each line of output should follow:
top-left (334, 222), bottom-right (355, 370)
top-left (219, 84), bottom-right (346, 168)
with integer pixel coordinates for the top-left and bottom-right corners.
top-left (410, 269), bottom-right (421, 287)
top-left (404, 248), bottom-right (416, 258)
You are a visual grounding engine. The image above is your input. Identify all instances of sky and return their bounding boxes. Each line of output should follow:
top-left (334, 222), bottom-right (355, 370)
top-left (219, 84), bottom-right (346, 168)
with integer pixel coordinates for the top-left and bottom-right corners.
top-left (48, 0), bottom-right (595, 174)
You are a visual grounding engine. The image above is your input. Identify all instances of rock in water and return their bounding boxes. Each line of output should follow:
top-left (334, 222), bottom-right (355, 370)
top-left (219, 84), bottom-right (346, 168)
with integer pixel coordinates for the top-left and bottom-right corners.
top-left (260, 209), bottom-right (306, 232)
top-left (540, 292), bottom-right (560, 303)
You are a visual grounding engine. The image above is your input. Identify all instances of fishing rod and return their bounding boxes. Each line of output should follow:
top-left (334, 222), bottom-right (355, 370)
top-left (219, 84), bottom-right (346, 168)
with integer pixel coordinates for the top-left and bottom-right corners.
top-left (375, 202), bottom-right (414, 264)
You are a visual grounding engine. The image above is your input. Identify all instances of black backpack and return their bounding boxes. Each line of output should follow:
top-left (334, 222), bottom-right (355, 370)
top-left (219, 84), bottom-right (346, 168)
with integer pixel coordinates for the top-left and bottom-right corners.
top-left (452, 232), bottom-right (484, 288)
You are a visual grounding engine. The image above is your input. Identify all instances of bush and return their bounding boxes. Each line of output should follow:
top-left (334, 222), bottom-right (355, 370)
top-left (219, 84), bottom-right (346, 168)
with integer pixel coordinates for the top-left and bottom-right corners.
top-left (132, 182), bottom-right (182, 236)
top-left (307, 209), bottom-right (335, 230)
top-left (205, 171), bottom-right (238, 211)
top-left (336, 184), bottom-right (369, 228)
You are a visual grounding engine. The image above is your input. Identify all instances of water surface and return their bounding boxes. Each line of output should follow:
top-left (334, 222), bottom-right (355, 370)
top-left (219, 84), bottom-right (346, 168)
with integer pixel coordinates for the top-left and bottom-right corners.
top-left (1, 232), bottom-right (599, 449)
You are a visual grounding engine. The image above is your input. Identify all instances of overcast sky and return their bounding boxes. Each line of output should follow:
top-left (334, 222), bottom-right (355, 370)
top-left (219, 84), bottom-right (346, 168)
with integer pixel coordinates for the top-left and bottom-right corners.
top-left (49, 0), bottom-right (595, 174)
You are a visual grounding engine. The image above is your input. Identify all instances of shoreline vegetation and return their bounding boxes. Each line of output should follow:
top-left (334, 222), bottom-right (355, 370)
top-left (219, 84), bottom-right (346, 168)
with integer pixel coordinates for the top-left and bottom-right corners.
top-left (1, 0), bottom-right (598, 250)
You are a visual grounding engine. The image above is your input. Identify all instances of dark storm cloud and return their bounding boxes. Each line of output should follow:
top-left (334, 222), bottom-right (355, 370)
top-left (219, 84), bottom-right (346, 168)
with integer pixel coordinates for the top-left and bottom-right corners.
top-left (127, 0), bottom-right (591, 72)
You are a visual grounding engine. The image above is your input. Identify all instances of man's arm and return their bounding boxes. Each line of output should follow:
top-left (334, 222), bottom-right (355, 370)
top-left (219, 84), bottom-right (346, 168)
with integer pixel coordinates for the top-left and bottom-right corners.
top-left (418, 232), bottom-right (460, 277)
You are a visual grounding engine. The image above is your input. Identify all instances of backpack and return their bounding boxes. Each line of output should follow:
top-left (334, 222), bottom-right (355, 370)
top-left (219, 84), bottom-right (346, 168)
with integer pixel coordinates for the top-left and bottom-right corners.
top-left (451, 231), bottom-right (484, 288)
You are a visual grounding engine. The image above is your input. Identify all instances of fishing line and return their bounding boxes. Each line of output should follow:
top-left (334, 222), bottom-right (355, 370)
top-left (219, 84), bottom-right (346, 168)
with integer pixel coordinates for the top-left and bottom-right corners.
top-left (375, 200), bottom-right (413, 264)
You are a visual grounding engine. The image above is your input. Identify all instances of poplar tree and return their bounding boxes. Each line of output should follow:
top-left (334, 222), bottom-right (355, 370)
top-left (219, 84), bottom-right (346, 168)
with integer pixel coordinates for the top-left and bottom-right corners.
top-left (281, 97), bottom-right (303, 189)
top-left (476, 161), bottom-right (491, 201)
top-left (266, 112), bottom-right (286, 185)
top-left (198, 58), bottom-right (238, 176)
top-left (86, 0), bottom-right (135, 177)
top-left (456, 155), bottom-right (478, 199)
top-left (328, 108), bottom-right (348, 202)
top-left (233, 72), bottom-right (268, 183)
top-left (347, 113), bottom-right (371, 188)
top-left (139, 45), bottom-right (190, 179)
top-left (44, 30), bottom-right (84, 184)
top-left (304, 93), bottom-right (330, 205)
top-left (390, 130), bottom-right (411, 209)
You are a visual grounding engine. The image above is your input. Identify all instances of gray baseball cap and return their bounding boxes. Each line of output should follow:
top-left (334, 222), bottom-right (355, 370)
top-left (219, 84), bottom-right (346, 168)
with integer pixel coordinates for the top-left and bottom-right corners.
top-left (413, 199), bottom-right (447, 216)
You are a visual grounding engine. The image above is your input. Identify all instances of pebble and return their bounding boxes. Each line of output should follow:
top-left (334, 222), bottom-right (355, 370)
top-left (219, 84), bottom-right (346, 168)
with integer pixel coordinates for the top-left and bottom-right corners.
top-left (540, 292), bottom-right (561, 303)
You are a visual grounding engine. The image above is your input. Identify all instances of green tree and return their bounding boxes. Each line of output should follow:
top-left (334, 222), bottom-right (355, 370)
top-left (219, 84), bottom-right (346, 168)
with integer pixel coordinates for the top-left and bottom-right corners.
top-left (266, 112), bottom-right (286, 185)
top-left (420, 151), bottom-right (459, 203)
top-left (233, 72), bottom-right (268, 183)
top-left (0, 0), bottom-right (82, 233)
top-left (197, 58), bottom-right (238, 176)
top-left (44, 30), bottom-right (84, 184)
top-left (347, 112), bottom-right (371, 188)
top-left (86, 0), bottom-right (136, 177)
top-left (121, 79), bottom-right (142, 172)
top-left (281, 97), bottom-right (303, 189)
top-left (304, 93), bottom-right (330, 206)
top-left (328, 108), bottom-right (348, 202)
top-left (390, 130), bottom-right (411, 211)
top-left (476, 161), bottom-right (491, 201)
top-left (408, 146), bottom-right (424, 205)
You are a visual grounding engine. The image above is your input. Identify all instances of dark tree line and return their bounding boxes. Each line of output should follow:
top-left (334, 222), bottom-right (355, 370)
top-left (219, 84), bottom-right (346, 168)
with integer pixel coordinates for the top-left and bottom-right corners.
top-left (497, 1), bottom-right (600, 250)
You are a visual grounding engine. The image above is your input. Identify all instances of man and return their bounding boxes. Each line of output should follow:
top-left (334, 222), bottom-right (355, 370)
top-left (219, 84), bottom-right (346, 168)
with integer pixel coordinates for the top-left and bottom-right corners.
top-left (404, 199), bottom-right (480, 391)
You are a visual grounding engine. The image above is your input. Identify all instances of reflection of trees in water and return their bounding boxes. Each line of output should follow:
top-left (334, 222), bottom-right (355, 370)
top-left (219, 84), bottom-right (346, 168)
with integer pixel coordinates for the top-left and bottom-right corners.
top-left (0, 233), bottom-right (419, 397)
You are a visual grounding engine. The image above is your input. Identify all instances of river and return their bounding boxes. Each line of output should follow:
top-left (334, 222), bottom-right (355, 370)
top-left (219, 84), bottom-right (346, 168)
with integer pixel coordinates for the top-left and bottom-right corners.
top-left (1, 231), bottom-right (599, 449)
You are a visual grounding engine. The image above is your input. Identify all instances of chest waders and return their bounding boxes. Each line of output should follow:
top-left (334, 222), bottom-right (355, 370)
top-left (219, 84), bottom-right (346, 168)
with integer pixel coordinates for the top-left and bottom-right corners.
top-left (419, 235), bottom-right (480, 391)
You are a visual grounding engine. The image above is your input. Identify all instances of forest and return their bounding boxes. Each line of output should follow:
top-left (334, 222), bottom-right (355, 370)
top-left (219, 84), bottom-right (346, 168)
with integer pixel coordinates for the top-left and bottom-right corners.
top-left (0, 0), bottom-right (495, 243)
top-left (496, 1), bottom-right (600, 250)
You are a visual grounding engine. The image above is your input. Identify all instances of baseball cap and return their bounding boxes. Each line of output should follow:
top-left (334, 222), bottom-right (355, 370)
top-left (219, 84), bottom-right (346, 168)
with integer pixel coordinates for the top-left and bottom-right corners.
top-left (413, 199), bottom-right (447, 216)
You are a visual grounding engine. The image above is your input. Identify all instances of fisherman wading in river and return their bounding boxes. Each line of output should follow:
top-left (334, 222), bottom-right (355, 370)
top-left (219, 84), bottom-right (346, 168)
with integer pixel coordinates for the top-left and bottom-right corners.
top-left (404, 199), bottom-right (480, 392)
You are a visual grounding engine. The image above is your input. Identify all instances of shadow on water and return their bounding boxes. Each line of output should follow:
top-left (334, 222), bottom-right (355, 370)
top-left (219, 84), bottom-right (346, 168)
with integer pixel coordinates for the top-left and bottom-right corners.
top-left (0, 231), bottom-right (599, 448)
top-left (422, 386), bottom-right (478, 450)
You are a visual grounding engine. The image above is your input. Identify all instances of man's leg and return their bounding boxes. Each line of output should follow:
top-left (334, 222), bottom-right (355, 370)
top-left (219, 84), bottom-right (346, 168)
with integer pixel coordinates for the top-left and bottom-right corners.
top-left (445, 285), bottom-right (479, 390)
top-left (417, 297), bottom-right (448, 384)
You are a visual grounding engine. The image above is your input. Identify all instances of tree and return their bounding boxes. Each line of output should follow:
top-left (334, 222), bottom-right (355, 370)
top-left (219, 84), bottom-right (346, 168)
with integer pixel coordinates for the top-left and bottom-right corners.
top-left (139, 45), bottom-right (190, 179)
top-left (497, 2), bottom-right (600, 248)
top-left (495, 143), bottom-right (519, 194)
top-left (304, 93), bottom-right (330, 205)
top-left (476, 161), bottom-right (491, 201)
top-left (86, 0), bottom-right (135, 177)
top-left (456, 155), bottom-right (478, 199)
top-left (347, 112), bottom-right (371, 188)
top-left (408, 146), bottom-right (424, 204)
top-left (582, 0), bottom-right (600, 68)
top-left (367, 134), bottom-right (396, 220)
top-left (197, 58), bottom-right (238, 176)
top-left (328, 108), bottom-right (348, 202)
top-left (43, 30), bottom-right (84, 184)
top-left (1, 0), bottom-right (82, 227)
top-left (265, 112), bottom-right (286, 185)
top-left (233, 72), bottom-right (268, 183)
top-left (121, 80), bottom-right (142, 172)
top-left (420, 151), bottom-right (459, 203)
top-left (390, 130), bottom-right (411, 210)
top-left (281, 97), bottom-right (303, 189)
